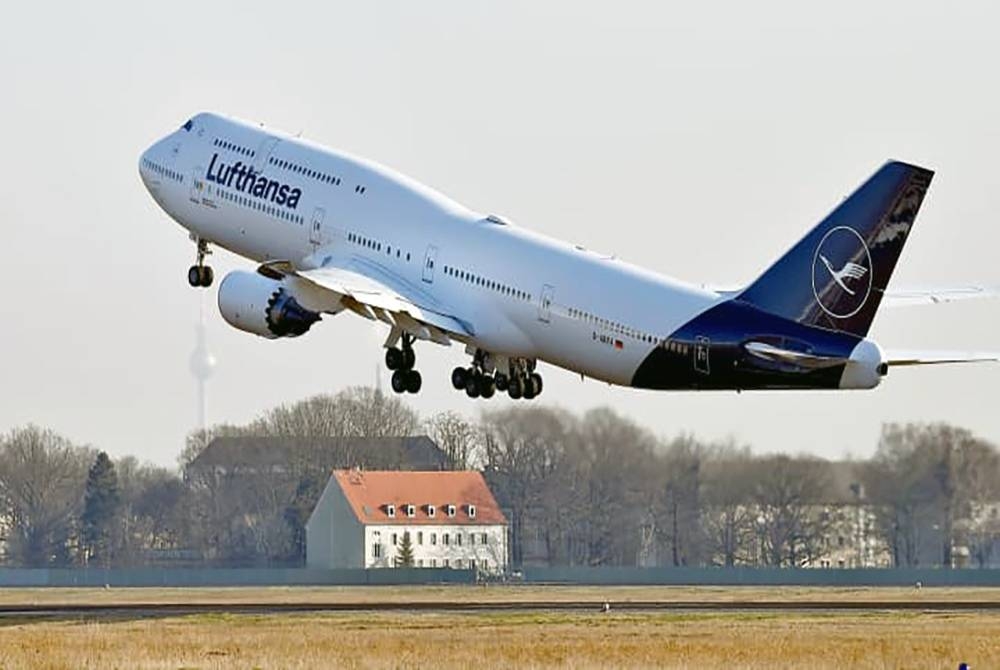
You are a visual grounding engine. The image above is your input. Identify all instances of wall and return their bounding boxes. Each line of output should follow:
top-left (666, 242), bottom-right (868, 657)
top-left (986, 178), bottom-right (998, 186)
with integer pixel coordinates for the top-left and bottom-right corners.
top-left (520, 566), bottom-right (1000, 586)
top-left (0, 568), bottom-right (474, 588)
top-left (4, 567), bottom-right (1000, 588)
top-left (364, 524), bottom-right (508, 572)
top-left (305, 477), bottom-right (363, 569)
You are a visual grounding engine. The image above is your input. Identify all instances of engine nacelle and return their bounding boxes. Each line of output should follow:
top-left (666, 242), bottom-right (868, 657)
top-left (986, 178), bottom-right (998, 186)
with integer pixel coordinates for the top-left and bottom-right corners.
top-left (217, 270), bottom-right (321, 339)
top-left (839, 338), bottom-right (886, 390)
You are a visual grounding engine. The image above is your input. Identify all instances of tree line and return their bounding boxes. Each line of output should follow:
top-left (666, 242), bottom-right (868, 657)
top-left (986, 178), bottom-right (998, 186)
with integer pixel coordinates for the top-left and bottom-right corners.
top-left (1, 387), bottom-right (998, 569)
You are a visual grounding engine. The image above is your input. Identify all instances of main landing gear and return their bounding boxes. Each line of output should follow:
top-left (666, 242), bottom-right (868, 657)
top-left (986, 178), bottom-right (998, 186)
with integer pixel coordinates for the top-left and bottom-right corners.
top-left (451, 350), bottom-right (543, 401)
top-left (187, 237), bottom-right (214, 288)
top-left (385, 334), bottom-right (422, 394)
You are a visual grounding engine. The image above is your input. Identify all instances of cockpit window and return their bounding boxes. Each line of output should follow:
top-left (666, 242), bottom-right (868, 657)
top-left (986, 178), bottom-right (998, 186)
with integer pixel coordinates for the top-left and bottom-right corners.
top-left (181, 119), bottom-right (193, 132)
top-left (484, 214), bottom-right (510, 226)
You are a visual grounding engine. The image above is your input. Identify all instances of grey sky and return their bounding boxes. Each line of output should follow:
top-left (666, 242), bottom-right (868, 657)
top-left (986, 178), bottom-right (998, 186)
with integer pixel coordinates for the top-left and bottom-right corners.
top-left (2, 1), bottom-right (998, 466)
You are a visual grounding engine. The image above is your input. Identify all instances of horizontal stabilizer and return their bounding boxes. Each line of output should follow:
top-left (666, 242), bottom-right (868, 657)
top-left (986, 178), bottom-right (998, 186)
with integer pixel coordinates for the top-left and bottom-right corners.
top-left (884, 350), bottom-right (1000, 367)
top-left (882, 284), bottom-right (1000, 307)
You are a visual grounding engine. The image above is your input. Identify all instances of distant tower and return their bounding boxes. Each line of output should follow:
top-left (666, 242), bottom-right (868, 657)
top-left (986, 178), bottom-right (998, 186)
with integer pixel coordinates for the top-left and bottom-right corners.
top-left (189, 293), bottom-right (217, 432)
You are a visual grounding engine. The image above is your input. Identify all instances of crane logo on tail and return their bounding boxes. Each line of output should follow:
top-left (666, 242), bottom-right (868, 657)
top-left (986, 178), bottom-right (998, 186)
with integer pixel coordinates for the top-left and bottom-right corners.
top-left (812, 226), bottom-right (873, 319)
top-left (819, 255), bottom-right (868, 295)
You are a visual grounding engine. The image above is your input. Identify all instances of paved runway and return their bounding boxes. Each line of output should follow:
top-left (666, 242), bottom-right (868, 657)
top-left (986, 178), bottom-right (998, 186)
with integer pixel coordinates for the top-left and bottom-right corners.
top-left (3, 599), bottom-right (1000, 620)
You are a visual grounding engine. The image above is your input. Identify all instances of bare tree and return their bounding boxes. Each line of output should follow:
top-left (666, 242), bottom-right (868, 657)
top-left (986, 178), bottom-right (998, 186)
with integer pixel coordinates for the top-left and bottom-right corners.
top-left (655, 436), bottom-right (706, 566)
top-left (572, 409), bottom-right (659, 567)
top-left (865, 423), bottom-right (1000, 567)
top-left (0, 426), bottom-right (92, 566)
top-left (113, 457), bottom-right (186, 566)
top-left (425, 411), bottom-right (480, 470)
top-left (752, 455), bottom-right (832, 567)
top-left (480, 406), bottom-right (579, 567)
top-left (701, 444), bottom-right (757, 566)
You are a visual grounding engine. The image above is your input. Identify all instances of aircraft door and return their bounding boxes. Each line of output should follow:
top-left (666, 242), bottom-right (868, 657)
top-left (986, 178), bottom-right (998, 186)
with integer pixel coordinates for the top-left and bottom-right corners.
top-left (310, 207), bottom-right (325, 246)
top-left (538, 284), bottom-right (554, 323)
top-left (422, 245), bottom-right (438, 283)
top-left (189, 167), bottom-right (203, 204)
top-left (253, 138), bottom-right (280, 172)
top-left (694, 336), bottom-right (711, 375)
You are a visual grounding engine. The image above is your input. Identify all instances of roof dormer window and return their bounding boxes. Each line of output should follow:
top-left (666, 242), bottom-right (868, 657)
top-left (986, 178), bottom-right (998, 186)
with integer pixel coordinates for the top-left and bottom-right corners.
top-left (446, 504), bottom-right (456, 518)
top-left (427, 504), bottom-right (436, 518)
top-left (405, 504), bottom-right (416, 518)
top-left (467, 504), bottom-right (477, 519)
top-left (386, 504), bottom-right (396, 518)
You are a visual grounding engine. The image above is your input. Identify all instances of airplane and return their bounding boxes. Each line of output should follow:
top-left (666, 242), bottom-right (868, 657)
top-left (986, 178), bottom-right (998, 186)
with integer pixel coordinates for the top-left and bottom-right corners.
top-left (139, 112), bottom-right (998, 400)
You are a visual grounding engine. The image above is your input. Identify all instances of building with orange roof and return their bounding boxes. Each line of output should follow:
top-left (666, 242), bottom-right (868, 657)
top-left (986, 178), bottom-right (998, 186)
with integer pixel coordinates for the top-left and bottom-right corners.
top-left (306, 469), bottom-right (509, 573)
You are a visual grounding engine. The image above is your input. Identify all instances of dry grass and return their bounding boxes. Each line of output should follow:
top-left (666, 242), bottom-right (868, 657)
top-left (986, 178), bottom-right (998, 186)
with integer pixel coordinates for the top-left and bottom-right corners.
top-left (1, 584), bottom-right (998, 606)
top-left (1, 609), bottom-right (998, 669)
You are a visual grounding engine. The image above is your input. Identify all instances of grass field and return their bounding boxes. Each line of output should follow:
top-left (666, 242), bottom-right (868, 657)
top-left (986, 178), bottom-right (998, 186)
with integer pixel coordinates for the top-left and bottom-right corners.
top-left (0, 586), bottom-right (997, 669)
top-left (2, 584), bottom-right (999, 606)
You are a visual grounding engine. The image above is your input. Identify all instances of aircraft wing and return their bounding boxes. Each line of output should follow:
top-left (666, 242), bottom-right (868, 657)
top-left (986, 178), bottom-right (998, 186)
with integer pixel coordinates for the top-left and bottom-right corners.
top-left (259, 258), bottom-right (473, 345)
top-left (884, 350), bottom-right (1000, 367)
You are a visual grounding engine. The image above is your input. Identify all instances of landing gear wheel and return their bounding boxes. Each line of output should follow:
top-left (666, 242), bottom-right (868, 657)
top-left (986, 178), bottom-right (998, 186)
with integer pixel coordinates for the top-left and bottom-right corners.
top-left (494, 373), bottom-right (509, 392)
top-left (451, 367), bottom-right (468, 390)
top-left (479, 375), bottom-right (496, 399)
top-left (530, 373), bottom-right (543, 397)
top-left (385, 348), bottom-right (404, 371)
top-left (187, 265), bottom-right (214, 288)
top-left (508, 376), bottom-right (523, 400)
top-left (523, 379), bottom-right (537, 401)
top-left (402, 347), bottom-right (416, 370)
top-left (466, 376), bottom-right (481, 398)
top-left (405, 370), bottom-right (422, 394)
top-left (391, 370), bottom-right (408, 394)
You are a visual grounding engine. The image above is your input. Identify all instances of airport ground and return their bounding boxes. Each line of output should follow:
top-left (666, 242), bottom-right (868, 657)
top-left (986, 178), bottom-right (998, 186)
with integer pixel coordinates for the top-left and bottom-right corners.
top-left (0, 586), bottom-right (998, 669)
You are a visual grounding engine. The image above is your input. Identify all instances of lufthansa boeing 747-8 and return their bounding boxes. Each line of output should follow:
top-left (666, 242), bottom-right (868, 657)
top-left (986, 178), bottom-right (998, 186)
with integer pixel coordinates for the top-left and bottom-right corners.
top-left (139, 113), bottom-right (997, 399)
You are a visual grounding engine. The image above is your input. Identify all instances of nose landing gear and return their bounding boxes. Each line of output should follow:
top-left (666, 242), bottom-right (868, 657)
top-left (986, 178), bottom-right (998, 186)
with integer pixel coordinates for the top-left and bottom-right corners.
top-left (188, 237), bottom-right (214, 288)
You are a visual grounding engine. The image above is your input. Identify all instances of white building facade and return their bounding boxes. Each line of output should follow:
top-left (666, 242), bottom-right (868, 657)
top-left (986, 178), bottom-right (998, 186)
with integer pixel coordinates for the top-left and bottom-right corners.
top-left (307, 469), bottom-right (508, 574)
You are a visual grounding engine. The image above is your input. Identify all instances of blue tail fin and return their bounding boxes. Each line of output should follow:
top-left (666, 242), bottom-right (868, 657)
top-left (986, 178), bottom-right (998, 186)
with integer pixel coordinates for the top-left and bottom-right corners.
top-left (737, 161), bottom-right (934, 337)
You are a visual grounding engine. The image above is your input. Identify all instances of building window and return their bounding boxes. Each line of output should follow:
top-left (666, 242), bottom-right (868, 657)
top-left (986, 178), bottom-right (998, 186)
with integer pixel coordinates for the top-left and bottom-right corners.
top-left (428, 505), bottom-right (436, 518)
top-left (406, 504), bottom-right (416, 518)
top-left (467, 504), bottom-right (477, 519)
top-left (417, 531), bottom-right (423, 545)
top-left (470, 533), bottom-right (476, 546)
top-left (431, 559), bottom-right (437, 567)
top-left (392, 533), bottom-right (398, 546)
top-left (386, 504), bottom-right (396, 518)
top-left (373, 543), bottom-right (382, 559)
top-left (456, 533), bottom-right (462, 546)
top-left (446, 504), bottom-right (456, 518)
top-left (481, 533), bottom-right (488, 545)
top-left (443, 533), bottom-right (450, 546)
top-left (417, 559), bottom-right (423, 567)
top-left (444, 559), bottom-right (450, 568)
top-left (431, 533), bottom-right (437, 546)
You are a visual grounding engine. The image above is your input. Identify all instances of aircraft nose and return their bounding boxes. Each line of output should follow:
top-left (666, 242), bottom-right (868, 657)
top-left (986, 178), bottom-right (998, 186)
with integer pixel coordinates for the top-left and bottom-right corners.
top-left (138, 143), bottom-right (158, 186)
top-left (138, 138), bottom-right (173, 191)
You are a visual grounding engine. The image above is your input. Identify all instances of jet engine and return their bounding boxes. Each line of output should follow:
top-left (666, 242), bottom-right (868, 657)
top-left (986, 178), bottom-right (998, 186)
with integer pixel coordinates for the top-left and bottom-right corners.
top-left (217, 270), bottom-right (321, 339)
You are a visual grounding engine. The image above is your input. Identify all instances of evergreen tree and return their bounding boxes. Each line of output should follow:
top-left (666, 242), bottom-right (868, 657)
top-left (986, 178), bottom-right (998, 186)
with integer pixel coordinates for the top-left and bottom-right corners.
top-left (81, 451), bottom-right (120, 566)
top-left (396, 531), bottom-right (415, 567)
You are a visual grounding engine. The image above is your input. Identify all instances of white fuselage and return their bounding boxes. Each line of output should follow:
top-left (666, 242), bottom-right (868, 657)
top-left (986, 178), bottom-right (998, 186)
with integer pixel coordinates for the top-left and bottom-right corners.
top-left (139, 112), bottom-right (724, 386)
